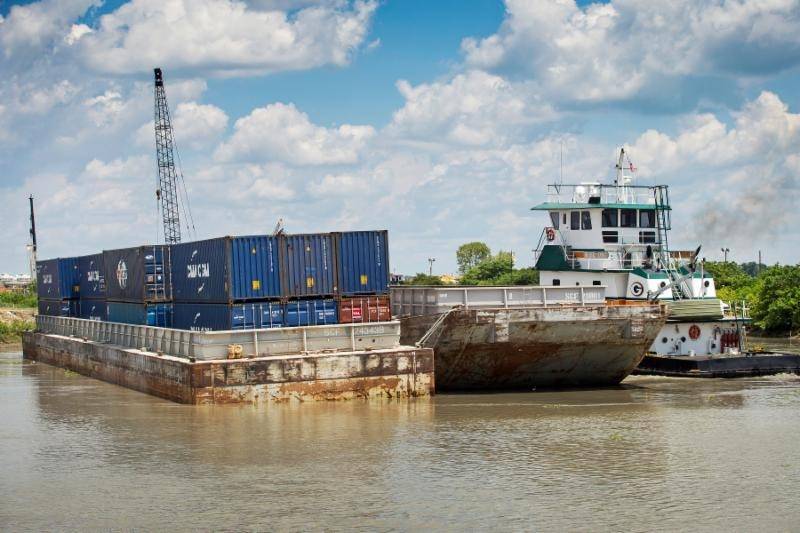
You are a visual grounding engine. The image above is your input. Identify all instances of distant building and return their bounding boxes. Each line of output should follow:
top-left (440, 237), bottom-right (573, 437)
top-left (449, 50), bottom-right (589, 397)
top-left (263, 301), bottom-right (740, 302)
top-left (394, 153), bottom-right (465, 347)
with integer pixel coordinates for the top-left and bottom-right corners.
top-left (439, 274), bottom-right (461, 285)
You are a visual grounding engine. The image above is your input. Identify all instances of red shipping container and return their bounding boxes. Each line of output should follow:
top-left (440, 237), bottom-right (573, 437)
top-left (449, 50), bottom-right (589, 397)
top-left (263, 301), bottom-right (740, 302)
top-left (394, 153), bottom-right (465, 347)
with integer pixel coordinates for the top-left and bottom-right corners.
top-left (338, 295), bottom-right (391, 323)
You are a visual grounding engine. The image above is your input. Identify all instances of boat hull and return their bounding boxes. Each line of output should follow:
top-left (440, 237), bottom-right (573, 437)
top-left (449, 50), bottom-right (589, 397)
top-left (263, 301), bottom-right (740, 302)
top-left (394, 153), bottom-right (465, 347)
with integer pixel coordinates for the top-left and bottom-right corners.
top-left (400, 304), bottom-right (666, 391)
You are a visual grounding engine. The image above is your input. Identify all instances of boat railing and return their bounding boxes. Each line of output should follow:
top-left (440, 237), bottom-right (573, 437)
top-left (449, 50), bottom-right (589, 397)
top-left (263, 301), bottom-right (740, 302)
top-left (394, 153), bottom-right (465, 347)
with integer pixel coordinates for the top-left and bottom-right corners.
top-left (390, 285), bottom-right (607, 317)
top-left (34, 315), bottom-right (401, 361)
top-left (546, 184), bottom-right (660, 206)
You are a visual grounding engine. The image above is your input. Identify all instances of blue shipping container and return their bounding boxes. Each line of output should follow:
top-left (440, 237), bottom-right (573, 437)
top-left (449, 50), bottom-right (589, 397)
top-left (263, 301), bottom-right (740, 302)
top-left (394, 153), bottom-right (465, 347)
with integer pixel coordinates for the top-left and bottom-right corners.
top-left (78, 253), bottom-right (106, 299)
top-left (38, 299), bottom-right (80, 317)
top-left (280, 234), bottom-right (336, 298)
top-left (334, 230), bottom-right (389, 295)
top-left (104, 245), bottom-right (171, 303)
top-left (173, 301), bottom-right (284, 331)
top-left (78, 300), bottom-right (107, 321)
top-left (36, 258), bottom-right (80, 300)
top-left (171, 236), bottom-right (281, 303)
top-left (284, 299), bottom-right (338, 327)
top-left (107, 302), bottom-right (172, 327)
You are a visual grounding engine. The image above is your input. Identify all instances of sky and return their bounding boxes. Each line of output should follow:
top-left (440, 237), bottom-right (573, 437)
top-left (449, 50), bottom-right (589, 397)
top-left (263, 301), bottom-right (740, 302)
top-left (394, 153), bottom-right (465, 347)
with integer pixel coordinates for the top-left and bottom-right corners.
top-left (1, 0), bottom-right (799, 276)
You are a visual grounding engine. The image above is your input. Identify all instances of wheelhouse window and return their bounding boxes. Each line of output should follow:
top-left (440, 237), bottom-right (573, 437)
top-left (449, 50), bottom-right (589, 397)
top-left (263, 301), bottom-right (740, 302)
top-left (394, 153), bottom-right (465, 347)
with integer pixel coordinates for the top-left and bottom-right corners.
top-left (581, 211), bottom-right (592, 230)
top-left (639, 231), bottom-right (656, 244)
top-left (552, 279), bottom-right (561, 286)
top-left (550, 212), bottom-right (560, 229)
top-left (563, 213), bottom-right (567, 225)
top-left (620, 209), bottom-right (637, 228)
top-left (570, 211), bottom-right (580, 230)
top-left (601, 209), bottom-right (618, 227)
top-left (602, 231), bottom-right (619, 243)
top-left (593, 280), bottom-right (602, 286)
top-left (639, 209), bottom-right (656, 228)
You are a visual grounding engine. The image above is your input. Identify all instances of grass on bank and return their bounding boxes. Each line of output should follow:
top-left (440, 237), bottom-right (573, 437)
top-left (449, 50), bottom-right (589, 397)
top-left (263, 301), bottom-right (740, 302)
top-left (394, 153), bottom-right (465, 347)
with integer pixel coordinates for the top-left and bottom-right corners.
top-left (0, 319), bottom-right (35, 343)
top-left (0, 291), bottom-right (37, 308)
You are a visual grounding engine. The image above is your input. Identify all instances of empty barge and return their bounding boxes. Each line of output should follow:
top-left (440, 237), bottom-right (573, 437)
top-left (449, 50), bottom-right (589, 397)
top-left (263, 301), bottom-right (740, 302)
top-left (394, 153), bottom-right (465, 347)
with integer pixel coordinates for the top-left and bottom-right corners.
top-left (392, 285), bottom-right (667, 391)
top-left (23, 316), bottom-right (433, 404)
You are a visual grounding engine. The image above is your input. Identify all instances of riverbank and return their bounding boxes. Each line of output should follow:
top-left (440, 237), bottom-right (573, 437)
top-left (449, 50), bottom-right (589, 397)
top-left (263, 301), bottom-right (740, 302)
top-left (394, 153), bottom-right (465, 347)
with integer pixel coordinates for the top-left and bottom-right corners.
top-left (0, 307), bottom-right (35, 344)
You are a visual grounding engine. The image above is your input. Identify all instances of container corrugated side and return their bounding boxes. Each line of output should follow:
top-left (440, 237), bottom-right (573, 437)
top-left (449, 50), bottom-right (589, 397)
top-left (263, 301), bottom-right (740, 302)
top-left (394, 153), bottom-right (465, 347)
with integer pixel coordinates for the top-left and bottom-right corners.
top-left (338, 295), bottom-right (391, 323)
top-left (173, 301), bottom-right (284, 331)
top-left (104, 245), bottom-right (171, 303)
top-left (78, 253), bottom-right (106, 299)
top-left (36, 258), bottom-right (80, 300)
top-left (284, 298), bottom-right (338, 327)
top-left (230, 235), bottom-right (281, 300)
top-left (280, 233), bottom-right (336, 298)
top-left (78, 300), bottom-right (107, 321)
top-left (335, 230), bottom-right (389, 295)
top-left (171, 237), bottom-right (228, 302)
top-left (171, 236), bottom-right (282, 303)
top-left (37, 299), bottom-right (80, 317)
top-left (107, 302), bottom-right (172, 327)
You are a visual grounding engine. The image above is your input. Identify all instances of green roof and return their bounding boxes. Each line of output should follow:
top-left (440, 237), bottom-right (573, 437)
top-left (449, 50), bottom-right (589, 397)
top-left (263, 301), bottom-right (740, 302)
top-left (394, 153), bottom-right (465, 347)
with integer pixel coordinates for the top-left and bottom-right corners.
top-left (531, 202), bottom-right (670, 211)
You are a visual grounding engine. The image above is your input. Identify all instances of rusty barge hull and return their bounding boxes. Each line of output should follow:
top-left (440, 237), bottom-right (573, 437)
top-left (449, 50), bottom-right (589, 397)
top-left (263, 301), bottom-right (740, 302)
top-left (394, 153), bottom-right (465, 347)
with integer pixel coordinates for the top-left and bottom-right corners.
top-left (400, 305), bottom-right (666, 391)
top-left (22, 332), bottom-right (434, 404)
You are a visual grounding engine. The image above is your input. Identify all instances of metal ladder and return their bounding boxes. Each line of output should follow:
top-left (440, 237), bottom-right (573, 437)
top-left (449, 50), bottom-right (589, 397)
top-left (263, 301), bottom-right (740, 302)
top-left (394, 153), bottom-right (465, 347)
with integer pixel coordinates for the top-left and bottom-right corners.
top-left (653, 186), bottom-right (685, 299)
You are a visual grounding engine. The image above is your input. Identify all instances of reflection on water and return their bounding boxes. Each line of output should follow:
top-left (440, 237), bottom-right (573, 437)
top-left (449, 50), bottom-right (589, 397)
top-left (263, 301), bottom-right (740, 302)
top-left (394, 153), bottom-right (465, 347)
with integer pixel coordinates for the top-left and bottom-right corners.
top-left (1, 351), bottom-right (799, 531)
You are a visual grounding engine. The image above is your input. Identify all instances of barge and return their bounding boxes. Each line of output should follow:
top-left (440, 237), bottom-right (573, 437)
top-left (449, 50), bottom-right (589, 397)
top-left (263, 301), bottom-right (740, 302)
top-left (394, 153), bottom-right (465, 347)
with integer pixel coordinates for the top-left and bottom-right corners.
top-left (634, 352), bottom-right (800, 378)
top-left (23, 316), bottom-right (433, 404)
top-left (392, 285), bottom-right (667, 390)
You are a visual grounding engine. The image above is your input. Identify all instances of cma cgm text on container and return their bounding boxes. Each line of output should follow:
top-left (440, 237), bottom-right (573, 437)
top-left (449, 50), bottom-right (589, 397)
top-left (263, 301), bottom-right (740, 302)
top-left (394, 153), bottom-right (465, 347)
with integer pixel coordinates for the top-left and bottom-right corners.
top-left (170, 236), bottom-right (281, 303)
top-left (36, 258), bottom-right (80, 300)
top-left (77, 253), bottom-right (106, 299)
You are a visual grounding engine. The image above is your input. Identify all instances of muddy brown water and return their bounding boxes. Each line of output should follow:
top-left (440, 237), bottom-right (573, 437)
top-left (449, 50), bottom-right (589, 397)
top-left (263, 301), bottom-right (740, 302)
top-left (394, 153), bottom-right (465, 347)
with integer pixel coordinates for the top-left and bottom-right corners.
top-left (1, 350), bottom-right (799, 531)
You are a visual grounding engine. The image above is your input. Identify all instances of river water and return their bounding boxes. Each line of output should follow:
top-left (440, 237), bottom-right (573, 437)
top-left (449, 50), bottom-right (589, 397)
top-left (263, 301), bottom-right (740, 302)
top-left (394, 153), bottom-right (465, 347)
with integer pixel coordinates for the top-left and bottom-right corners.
top-left (1, 350), bottom-right (799, 531)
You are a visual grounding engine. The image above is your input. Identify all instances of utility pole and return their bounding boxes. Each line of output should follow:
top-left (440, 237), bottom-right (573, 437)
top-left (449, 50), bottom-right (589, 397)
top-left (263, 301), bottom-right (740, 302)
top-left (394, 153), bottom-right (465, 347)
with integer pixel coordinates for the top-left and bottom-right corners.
top-left (28, 195), bottom-right (37, 281)
top-left (758, 250), bottom-right (762, 274)
top-left (427, 258), bottom-right (436, 277)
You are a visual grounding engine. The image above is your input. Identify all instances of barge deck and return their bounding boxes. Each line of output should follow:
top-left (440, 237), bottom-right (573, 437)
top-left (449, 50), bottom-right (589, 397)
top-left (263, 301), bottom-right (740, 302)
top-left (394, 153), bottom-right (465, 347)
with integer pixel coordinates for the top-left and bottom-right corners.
top-left (23, 317), bottom-right (434, 404)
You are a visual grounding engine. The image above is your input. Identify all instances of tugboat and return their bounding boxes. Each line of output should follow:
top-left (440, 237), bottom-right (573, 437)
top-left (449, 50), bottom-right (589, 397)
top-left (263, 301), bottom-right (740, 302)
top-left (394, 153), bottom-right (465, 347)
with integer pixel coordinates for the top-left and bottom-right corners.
top-left (531, 148), bottom-right (748, 357)
top-left (530, 149), bottom-right (800, 378)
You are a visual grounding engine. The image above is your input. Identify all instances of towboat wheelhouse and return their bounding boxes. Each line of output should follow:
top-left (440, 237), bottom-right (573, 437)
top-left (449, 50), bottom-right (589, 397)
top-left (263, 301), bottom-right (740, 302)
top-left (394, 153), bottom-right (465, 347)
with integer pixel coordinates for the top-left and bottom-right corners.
top-left (532, 149), bottom-right (748, 356)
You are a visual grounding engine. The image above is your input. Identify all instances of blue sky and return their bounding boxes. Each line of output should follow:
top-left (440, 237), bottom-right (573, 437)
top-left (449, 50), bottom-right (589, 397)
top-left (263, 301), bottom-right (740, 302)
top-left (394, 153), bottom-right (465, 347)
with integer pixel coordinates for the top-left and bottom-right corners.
top-left (1, 0), bottom-right (799, 275)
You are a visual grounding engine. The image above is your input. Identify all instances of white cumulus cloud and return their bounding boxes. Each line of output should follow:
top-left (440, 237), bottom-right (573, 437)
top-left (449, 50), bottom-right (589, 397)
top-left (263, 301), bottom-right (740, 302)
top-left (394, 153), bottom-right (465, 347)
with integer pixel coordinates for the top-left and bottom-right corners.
top-left (74, 0), bottom-right (377, 76)
top-left (215, 102), bottom-right (375, 165)
top-left (462, 0), bottom-right (800, 105)
top-left (389, 70), bottom-right (556, 146)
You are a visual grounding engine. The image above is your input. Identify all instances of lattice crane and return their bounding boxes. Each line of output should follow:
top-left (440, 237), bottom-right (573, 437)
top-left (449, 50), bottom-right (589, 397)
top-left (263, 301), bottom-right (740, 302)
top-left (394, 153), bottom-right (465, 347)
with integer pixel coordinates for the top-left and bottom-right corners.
top-left (153, 67), bottom-right (183, 244)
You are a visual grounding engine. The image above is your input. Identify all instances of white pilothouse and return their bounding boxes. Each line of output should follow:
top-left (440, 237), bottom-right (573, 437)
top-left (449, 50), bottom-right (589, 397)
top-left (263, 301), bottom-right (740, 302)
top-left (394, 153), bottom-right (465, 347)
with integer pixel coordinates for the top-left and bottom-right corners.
top-left (532, 149), bottom-right (749, 356)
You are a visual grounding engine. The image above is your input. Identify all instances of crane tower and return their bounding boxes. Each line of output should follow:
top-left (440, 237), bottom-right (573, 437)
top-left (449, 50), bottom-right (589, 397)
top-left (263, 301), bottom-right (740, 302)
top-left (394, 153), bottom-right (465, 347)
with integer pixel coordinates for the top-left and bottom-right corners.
top-left (153, 68), bottom-right (182, 244)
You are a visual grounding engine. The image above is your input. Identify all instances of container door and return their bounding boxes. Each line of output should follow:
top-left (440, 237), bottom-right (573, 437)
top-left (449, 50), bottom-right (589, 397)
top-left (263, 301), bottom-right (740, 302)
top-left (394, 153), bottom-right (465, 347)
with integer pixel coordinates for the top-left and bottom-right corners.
top-left (231, 236), bottom-right (282, 300)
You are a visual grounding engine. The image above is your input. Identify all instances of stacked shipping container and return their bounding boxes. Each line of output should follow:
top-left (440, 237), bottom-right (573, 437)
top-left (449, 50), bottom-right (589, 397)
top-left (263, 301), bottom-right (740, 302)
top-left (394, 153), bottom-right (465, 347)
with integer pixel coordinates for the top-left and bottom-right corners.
top-left (35, 230), bottom-right (391, 331)
top-left (77, 253), bottom-right (106, 321)
top-left (36, 258), bottom-right (81, 318)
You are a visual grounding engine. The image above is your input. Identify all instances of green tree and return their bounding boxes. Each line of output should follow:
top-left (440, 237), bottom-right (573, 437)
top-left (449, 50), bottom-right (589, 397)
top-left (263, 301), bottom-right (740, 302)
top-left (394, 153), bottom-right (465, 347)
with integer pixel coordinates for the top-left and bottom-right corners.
top-left (403, 273), bottom-right (444, 286)
top-left (460, 252), bottom-right (513, 285)
top-left (491, 268), bottom-right (540, 286)
top-left (749, 265), bottom-right (800, 332)
top-left (740, 261), bottom-right (767, 277)
top-left (456, 242), bottom-right (491, 274)
top-left (702, 260), bottom-right (755, 303)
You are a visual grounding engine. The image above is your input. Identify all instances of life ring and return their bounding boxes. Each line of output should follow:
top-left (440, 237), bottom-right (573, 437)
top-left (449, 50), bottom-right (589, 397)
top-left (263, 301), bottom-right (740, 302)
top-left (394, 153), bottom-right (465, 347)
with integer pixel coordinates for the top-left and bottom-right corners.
top-left (689, 324), bottom-right (701, 340)
top-left (546, 228), bottom-right (556, 241)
